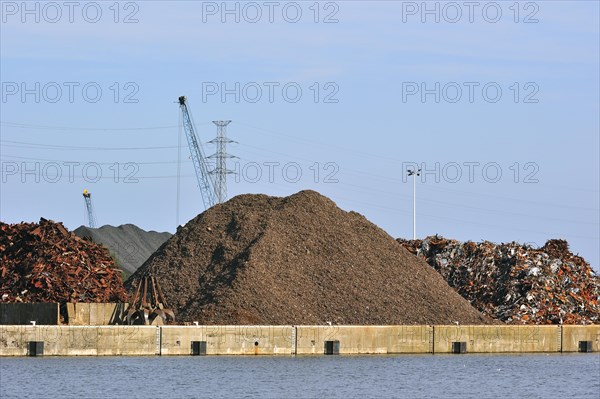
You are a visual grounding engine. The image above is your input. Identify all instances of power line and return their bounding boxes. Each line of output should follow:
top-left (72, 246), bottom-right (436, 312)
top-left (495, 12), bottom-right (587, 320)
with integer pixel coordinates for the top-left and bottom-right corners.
top-left (4, 118), bottom-right (600, 200)
top-left (0, 121), bottom-right (180, 131)
top-left (3, 147), bottom-right (598, 216)
top-left (4, 118), bottom-right (600, 196)
top-left (3, 128), bottom-right (598, 215)
top-left (0, 155), bottom-right (189, 165)
top-left (1, 140), bottom-right (178, 151)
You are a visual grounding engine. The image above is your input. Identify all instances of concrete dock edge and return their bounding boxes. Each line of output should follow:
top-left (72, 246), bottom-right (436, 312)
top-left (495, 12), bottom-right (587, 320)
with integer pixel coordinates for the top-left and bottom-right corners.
top-left (1, 325), bottom-right (598, 356)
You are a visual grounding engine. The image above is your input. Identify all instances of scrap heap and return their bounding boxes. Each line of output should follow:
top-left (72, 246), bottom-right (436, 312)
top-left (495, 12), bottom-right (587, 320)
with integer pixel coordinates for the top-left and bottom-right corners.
top-left (398, 236), bottom-right (600, 325)
top-left (0, 218), bottom-right (127, 303)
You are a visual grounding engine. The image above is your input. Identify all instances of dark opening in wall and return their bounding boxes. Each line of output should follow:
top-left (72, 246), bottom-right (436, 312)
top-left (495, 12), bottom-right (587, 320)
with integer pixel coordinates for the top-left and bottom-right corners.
top-left (191, 341), bottom-right (207, 356)
top-left (324, 340), bottom-right (340, 355)
top-left (452, 342), bottom-right (467, 354)
top-left (28, 341), bottom-right (44, 356)
top-left (578, 341), bottom-right (593, 353)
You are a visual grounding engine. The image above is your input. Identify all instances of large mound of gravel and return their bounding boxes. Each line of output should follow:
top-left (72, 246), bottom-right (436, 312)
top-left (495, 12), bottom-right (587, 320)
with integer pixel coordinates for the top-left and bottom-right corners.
top-left (74, 224), bottom-right (171, 275)
top-left (128, 190), bottom-right (493, 325)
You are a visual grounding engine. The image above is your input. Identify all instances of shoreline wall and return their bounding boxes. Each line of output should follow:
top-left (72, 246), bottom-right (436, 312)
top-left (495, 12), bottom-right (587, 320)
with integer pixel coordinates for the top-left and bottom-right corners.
top-left (1, 325), bottom-right (598, 356)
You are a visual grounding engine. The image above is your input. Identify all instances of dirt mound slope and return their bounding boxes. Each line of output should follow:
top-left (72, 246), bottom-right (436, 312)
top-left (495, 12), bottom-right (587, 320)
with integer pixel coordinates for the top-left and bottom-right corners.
top-left (398, 236), bottom-right (599, 325)
top-left (74, 224), bottom-right (171, 276)
top-left (1, 218), bottom-right (127, 303)
top-left (128, 190), bottom-right (493, 325)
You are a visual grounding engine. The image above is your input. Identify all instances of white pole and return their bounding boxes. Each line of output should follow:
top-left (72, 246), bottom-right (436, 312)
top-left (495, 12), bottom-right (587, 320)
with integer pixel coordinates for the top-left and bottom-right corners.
top-left (412, 172), bottom-right (416, 240)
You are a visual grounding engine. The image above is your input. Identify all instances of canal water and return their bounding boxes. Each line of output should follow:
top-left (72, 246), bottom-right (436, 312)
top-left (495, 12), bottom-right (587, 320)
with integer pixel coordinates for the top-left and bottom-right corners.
top-left (1, 353), bottom-right (599, 398)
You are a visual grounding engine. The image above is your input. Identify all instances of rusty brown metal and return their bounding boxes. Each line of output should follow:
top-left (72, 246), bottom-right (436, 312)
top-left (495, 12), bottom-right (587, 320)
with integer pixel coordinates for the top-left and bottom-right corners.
top-left (126, 280), bottom-right (143, 325)
top-left (127, 275), bottom-right (175, 325)
top-left (0, 218), bottom-right (127, 306)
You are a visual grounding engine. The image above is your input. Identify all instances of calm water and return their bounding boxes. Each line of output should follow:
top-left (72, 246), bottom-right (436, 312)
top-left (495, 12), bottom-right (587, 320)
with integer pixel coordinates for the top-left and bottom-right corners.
top-left (1, 354), bottom-right (599, 398)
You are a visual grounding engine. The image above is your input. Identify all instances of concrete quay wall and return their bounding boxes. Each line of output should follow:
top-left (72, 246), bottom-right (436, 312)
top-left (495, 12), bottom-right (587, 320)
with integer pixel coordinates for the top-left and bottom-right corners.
top-left (561, 325), bottom-right (600, 352)
top-left (296, 325), bottom-right (433, 355)
top-left (1, 325), bottom-right (598, 356)
top-left (160, 325), bottom-right (294, 355)
top-left (0, 325), bottom-right (158, 356)
top-left (433, 325), bottom-right (562, 353)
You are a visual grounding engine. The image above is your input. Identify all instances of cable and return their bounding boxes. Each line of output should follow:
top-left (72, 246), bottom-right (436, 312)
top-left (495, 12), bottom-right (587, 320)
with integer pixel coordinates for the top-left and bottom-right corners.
top-left (1, 121), bottom-right (179, 131)
top-left (1, 121), bottom-right (191, 131)
top-left (3, 127), bottom-right (598, 215)
top-left (1, 140), bottom-right (178, 151)
top-left (0, 155), bottom-right (189, 165)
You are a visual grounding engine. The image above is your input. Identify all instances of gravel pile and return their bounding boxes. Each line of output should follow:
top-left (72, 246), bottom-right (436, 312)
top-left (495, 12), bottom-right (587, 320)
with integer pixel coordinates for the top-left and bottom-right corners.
top-left (129, 190), bottom-right (493, 325)
top-left (74, 224), bottom-right (171, 276)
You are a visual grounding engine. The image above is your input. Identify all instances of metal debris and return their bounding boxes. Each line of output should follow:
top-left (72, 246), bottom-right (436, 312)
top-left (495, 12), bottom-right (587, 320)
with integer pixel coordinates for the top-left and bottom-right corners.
top-left (0, 218), bottom-right (128, 303)
top-left (398, 236), bottom-right (599, 325)
top-left (126, 275), bottom-right (175, 325)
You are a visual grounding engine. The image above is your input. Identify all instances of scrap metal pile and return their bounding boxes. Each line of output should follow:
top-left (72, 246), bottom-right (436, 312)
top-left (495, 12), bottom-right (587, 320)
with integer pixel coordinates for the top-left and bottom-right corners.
top-left (398, 236), bottom-right (600, 324)
top-left (0, 218), bottom-right (128, 303)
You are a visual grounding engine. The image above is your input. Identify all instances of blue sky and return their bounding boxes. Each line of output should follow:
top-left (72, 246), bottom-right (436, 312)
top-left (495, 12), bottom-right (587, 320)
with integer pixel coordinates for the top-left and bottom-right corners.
top-left (1, 1), bottom-right (599, 271)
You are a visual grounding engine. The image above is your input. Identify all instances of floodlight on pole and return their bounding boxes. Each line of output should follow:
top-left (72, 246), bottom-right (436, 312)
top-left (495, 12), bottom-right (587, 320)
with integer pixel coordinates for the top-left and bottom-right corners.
top-left (407, 168), bottom-right (421, 240)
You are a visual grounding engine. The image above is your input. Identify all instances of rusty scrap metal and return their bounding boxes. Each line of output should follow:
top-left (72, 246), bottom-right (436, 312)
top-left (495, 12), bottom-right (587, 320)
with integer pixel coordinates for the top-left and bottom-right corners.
top-left (398, 236), bottom-right (600, 325)
top-left (126, 275), bottom-right (175, 325)
top-left (0, 218), bottom-right (128, 304)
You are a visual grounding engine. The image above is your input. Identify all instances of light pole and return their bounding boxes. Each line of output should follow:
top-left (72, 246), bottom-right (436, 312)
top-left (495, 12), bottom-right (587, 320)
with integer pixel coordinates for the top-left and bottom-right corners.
top-left (407, 168), bottom-right (421, 240)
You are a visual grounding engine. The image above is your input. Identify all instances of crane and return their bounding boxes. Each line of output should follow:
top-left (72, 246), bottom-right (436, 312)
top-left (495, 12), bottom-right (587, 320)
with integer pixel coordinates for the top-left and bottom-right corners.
top-left (178, 96), bottom-right (217, 210)
top-left (82, 189), bottom-right (97, 228)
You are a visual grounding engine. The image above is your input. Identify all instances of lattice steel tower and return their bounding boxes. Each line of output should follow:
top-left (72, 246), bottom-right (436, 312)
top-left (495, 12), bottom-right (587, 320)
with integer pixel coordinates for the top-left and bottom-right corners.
top-left (208, 121), bottom-right (236, 204)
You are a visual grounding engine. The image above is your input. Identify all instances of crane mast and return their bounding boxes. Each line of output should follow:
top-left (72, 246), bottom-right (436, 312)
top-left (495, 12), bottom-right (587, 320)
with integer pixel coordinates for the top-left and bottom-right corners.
top-left (82, 189), bottom-right (97, 228)
top-left (178, 96), bottom-right (217, 209)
